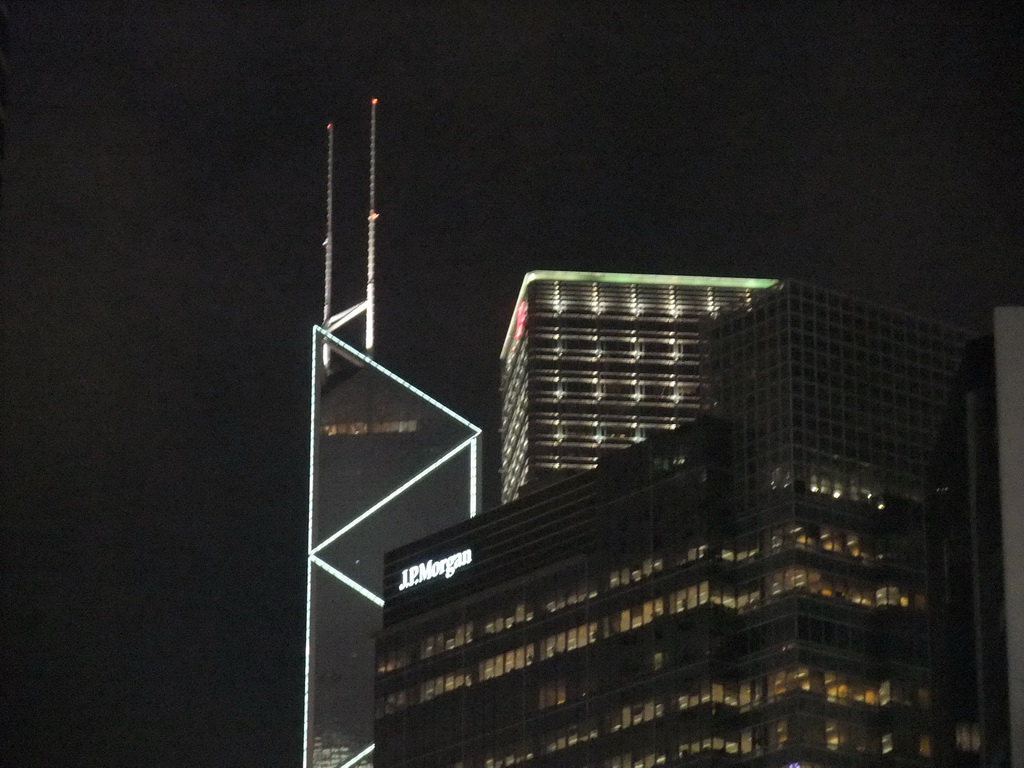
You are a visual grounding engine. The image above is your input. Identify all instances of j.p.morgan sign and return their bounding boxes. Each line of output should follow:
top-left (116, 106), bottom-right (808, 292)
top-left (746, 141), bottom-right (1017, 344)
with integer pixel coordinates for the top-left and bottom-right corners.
top-left (398, 549), bottom-right (472, 591)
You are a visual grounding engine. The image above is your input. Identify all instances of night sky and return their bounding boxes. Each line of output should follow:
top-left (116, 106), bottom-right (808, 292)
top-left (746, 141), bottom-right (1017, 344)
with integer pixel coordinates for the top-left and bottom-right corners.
top-left (2, 3), bottom-right (1021, 766)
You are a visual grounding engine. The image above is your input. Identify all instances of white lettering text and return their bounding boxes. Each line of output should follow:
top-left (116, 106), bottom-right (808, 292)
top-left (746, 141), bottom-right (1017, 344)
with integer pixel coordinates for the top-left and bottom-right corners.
top-left (398, 549), bottom-right (473, 591)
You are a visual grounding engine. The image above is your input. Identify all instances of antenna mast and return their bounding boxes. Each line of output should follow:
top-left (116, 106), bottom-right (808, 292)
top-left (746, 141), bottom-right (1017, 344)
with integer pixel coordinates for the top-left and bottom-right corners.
top-left (323, 123), bottom-right (335, 325)
top-left (366, 98), bottom-right (378, 355)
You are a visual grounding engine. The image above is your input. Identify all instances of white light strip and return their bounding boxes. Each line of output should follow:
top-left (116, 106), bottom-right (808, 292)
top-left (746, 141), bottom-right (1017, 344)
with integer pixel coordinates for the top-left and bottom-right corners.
top-left (312, 435), bottom-right (477, 555)
top-left (307, 327), bottom-right (319, 555)
top-left (338, 743), bottom-right (374, 768)
top-left (316, 326), bottom-right (482, 434)
top-left (311, 555), bottom-right (385, 607)
top-left (302, 327), bottom-right (319, 768)
top-left (325, 300), bottom-right (368, 333)
top-left (469, 437), bottom-right (479, 518)
top-left (301, 559), bottom-right (314, 768)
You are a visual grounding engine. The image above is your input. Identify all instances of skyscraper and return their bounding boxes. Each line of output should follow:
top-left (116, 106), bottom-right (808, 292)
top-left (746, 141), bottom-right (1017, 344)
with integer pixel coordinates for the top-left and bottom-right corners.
top-left (499, 271), bottom-right (777, 503)
top-left (304, 327), bottom-right (480, 768)
top-left (305, 103), bottom-right (481, 768)
top-left (374, 276), bottom-right (966, 768)
top-left (926, 307), bottom-right (1024, 768)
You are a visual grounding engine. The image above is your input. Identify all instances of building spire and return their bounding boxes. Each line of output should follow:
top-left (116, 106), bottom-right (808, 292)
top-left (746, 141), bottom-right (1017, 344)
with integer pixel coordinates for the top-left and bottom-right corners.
top-left (366, 98), bottom-right (378, 355)
top-left (323, 122), bottom-right (335, 325)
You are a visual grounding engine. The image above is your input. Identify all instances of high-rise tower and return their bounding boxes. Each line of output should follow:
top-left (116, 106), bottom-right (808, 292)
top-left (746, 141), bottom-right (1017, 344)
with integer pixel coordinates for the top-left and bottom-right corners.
top-left (304, 105), bottom-right (481, 768)
top-left (375, 277), bottom-right (966, 768)
top-left (305, 330), bottom-right (480, 768)
top-left (499, 271), bottom-right (777, 502)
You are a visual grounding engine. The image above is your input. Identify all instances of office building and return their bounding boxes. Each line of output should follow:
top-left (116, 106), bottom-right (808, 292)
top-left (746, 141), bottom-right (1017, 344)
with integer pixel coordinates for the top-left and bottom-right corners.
top-left (926, 307), bottom-right (1024, 768)
top-left (375, 278), bottom-right (965, 768)
top-left (499, 271), bottom-right (778, 503)
top-left (302, 103), bottom-right (483, 768)
top-left (304, 326), bottom-right (480, 768)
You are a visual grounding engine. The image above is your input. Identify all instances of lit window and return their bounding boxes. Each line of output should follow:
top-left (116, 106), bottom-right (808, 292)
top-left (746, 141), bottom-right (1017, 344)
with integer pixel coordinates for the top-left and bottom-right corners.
top-left (740, 729), bottom-right (753, 754)
top-left (919, 734), bottom-right (931, 757)
top-left (826, 719), bottom-right (840, 750)
top-left (881, 733), bottom-right (893, 754)
top-left (955, 722), bottom-right (981, 753)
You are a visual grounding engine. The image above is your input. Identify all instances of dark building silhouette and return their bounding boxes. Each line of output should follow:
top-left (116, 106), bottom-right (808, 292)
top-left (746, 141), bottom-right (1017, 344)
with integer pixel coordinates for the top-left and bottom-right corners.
top-left (926, 308), bottom-right (1024, 768)
top-left (1, 1), bottom-right (9, 208)
top-left (375, 278), bottom-right (966, 768)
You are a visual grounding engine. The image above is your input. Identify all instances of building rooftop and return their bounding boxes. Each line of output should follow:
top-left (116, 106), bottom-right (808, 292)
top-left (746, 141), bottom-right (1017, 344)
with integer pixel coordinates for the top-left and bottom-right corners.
top-left (500, 270), bottom-right (778, 360)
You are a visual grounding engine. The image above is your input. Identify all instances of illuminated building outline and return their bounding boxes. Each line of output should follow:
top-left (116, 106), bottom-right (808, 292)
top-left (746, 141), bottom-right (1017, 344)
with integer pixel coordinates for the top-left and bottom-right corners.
top-left (304, 101), bottom-right (480, 768)
top-left (303, 326), bottom-right (481, 768)
top-left (500, 270), bottom-right (778, 502)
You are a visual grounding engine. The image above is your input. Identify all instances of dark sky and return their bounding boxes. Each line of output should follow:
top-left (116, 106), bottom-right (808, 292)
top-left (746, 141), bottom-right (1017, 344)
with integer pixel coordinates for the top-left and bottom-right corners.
top-left (2, 2), bottom-right (1021, 766)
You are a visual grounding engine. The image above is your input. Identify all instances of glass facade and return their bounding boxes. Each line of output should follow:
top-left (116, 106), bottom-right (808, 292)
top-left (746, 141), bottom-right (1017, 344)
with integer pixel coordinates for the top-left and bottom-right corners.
top-left (500, 271), bottom-right (777, 503)
top-left (380, 279), bottom-right (966, 768)
top-left (699, 280), bottom-right (965, 767)
top-left (305, 327), bottom-right (481, 768)
top-left (702, 280), bottom-right (964, 512)
top-left (376, 425), bottom-right (954, 768)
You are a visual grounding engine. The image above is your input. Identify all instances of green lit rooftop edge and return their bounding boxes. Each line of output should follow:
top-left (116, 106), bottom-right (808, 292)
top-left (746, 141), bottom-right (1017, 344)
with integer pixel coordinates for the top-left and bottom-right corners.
top-left (501, 271), bottom-right (779, 360)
